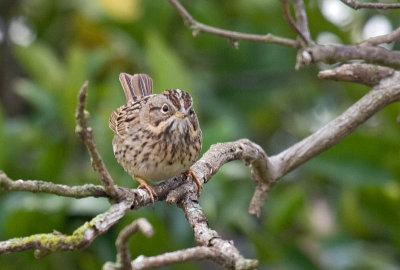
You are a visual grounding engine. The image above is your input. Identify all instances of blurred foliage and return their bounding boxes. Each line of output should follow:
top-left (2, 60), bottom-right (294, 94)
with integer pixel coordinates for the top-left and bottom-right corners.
top-left (0, 0), bottom-right (399, 269)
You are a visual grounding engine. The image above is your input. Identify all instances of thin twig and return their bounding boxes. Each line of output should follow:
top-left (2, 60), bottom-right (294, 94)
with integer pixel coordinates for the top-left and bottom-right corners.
top-left (360, 26), bottom-right (400, 46)
top-left (0, 170), bottom-right (107, 198)
top-left (115, 218), bottom-right (154, 270)
top-left (104, 246), bottom-right (214, 270)
top-left (75, 81), bottom-right (119, 199)
top-left (130, 247), bottom-right (214, 270)
top-left (291, 0), bottom-right (311, 44)
top-left (281, 0), bottom-right (310, 46)
top-left (167, 0), bottom-right (299, 48)
top-left (340, 0), bottom-right (400, 10)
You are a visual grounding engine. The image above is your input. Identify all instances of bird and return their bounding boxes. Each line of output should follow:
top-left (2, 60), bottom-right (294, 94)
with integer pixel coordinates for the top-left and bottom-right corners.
top-left (109, 73), bottom-right (202, 203)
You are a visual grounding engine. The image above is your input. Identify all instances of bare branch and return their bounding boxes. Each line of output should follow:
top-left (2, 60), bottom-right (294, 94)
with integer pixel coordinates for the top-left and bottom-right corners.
top-left (0, 170), bottom-right (107, 198)
top-left (270, 71), bottom-right (400, 179)
top-left (281, 0), bottom-right (309, 45)
top-left (340, 0), bottom-right (400, 10)
top-left (298, 44), bottom-right (400, 68)
top-left (318, 63), bottom-right (395, 86)
top-left (179, 196), bottom-right (258, 270)
top-left (75, 81), bottom-right (119, 199)
top-left (104, 247), bottom-right (214, 270)
top-left (360, 26), bottom-right (400, 46)
top-left (0, 200), bottom-right (132, 256)
top-left (167, 0), bottom-right (299, 48)
top-left (115, 218), bottom-right (154, 270)
top-left (164, 139), bottom-right (274, 217)
top-left (130, 247), bottom-right (213, 270)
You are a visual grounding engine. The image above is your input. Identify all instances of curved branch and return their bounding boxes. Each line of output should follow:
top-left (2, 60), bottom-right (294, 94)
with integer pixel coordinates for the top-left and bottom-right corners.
top-left (75, 81), bottom-right (119, 199)
top-left (270, 71), bottom-right (400, 179)
top-left (168, 0), bottom-right (299, 48)
top-left (0, 200), bottom-right (132, 256)
top-left (163, 139), bottom-right (274, 217)
top-left (0, 170), bottom-right (107, 198)
top-left (115, 218), bottom-right (154, 270)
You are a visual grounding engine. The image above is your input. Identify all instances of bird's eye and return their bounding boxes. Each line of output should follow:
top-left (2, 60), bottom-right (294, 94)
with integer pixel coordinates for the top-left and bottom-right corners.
top-left (161, 104), bottom-right (169, 113)
top-left (189, 109), bottom-right (194, 116)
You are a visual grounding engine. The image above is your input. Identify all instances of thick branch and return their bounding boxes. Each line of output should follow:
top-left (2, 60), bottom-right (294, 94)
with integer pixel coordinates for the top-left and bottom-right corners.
top-left (0, 170), bottom-right (107, 198)
top-left (164, 139), bottom-right (274, 217)
top-left (270, 71), bottom-right (400, 179)
top-left (299, 44), bottom-right (400, 67)
top-left (75, 81), bottom-right (119, 199)
top-left (318, 63), bottom-right (395, 86)
top-left (340, 0), bottom-right (400, 10)
top-left (0, 200), bottom-right (132, 256)
top-left (168, 0), bottom-right (299, 48)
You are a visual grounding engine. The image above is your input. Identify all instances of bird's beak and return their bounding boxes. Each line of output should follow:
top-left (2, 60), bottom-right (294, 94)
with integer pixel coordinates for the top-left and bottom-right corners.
top-left (174, 111), bottom-right (186, 119)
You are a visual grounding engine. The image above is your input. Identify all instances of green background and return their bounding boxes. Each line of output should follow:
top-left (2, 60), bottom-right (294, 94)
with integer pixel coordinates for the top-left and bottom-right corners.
top-left (0, 0), bottom-right (399, 269)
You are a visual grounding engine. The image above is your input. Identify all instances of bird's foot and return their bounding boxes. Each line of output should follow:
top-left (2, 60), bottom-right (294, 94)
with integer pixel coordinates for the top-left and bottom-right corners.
top-left (136, 177), bottom-right (157, 205)
top-left (185, 168), bottom-right (203, 197)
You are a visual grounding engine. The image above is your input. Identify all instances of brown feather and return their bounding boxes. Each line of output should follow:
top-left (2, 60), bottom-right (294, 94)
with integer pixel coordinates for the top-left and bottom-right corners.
top-left (119, 73), bottom-right (153, 103)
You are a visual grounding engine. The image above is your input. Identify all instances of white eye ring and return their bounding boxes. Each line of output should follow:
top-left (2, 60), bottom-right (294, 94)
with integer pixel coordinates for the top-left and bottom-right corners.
top-left (161, 104), bottom-right (169, 113)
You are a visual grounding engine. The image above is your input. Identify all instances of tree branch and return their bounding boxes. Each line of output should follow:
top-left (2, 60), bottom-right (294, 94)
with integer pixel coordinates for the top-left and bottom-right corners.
top-left (0, 200), bottom-right (132, 257)
top-left (167, 0), bottom-right (299, 48)
top-left (360, 26), bottom-right (400, 46)
top-left (115, 218), bottom-right (154, 270)
top-left (164, 139), bottom-right (274, 217)
top-left (0, 170), bottom-right (107, 198)
top-left (291, 0), bottom-right (311, 44)
top-left (318, 63), bottom-right (395, 86)
top-left (281, 0), bottom-right (309, 45)
top-left (104, 246), bottom-right (214, 270)
top-left (298, 44), bottom-right (400, 68)
top-left (340, 0), bottom-right (400, 10)
top-left (75, 81), bottom-right (119, 199)
top-left (179, 196), bottom-right (258, 270)
top-left (269, 71), bottom-right (400, 179)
